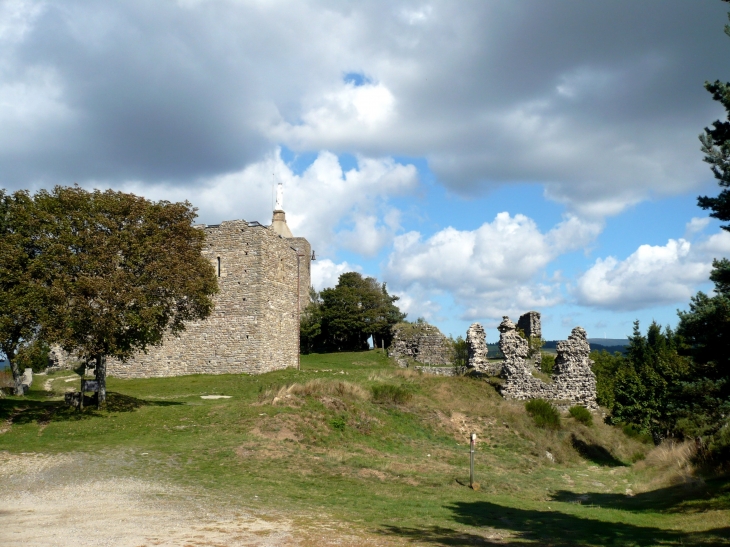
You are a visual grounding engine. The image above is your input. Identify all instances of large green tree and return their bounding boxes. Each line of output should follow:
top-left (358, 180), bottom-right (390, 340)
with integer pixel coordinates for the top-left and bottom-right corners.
top-left (611, 321), bottom-right (689, 441)
top-left (0, 190), bottom-right (44, 394)
top-left (33, 186), bottom-right (218, 406)
top-left (312, 272), bottom-right (406, 352)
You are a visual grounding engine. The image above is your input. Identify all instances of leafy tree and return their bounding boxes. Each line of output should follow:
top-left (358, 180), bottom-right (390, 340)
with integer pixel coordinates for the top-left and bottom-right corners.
top-left (0, 190), bottom-right (44, 394)
top-left (300, 287), bottom-right (323, 354)
top-left (318, 272), bottom-right (405, 352)
top-left (611, 321), bottom-right (689, 441)
top-left (33, 186), bottom-right (218, 406)
top-left (589, 349), bottom-right (624, 409)
top-left (450, 335), bottom-right (468, 367)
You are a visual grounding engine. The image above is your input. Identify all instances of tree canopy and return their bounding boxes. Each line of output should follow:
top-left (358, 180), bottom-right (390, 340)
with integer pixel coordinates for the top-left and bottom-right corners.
top-left (0, 186), bottom-right (218, 405)
top-left (0, 190), bottom-right (44, 394)
top-left (301, 272), bottom-right (405, 353)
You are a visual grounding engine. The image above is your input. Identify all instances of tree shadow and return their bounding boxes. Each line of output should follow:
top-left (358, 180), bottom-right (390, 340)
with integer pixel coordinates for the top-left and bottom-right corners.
top-left (0, 392), bottom-right (183, 425)
top-left (570, 434), bottom-right (626, 467)
top-left (378, 500), bottom-right (730, 546)
top-left (550, 476), bottom-right (730, 514)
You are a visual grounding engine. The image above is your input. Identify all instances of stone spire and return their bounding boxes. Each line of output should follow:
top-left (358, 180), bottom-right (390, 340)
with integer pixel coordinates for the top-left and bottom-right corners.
top-left (271, 182), bottom-right (293, 238)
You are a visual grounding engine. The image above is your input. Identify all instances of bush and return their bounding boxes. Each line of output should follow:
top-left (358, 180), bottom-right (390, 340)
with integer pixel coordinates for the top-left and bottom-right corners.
top-left (329, 416), bottom-right (347, 431)
top-left (525, 399), bottom-right (561, 430)
top-left (371, 383), bottom-right (412, 405)
top-left (568, 405), bottom-right (593, 426)
top-left (540, 353), bottom-right (555, 374)
top-left (621, 423), bottom-right (654, 444)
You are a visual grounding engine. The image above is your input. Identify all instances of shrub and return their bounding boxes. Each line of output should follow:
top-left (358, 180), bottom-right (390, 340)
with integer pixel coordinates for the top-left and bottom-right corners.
top-left (622, 423), bottom-right (654, 444)
top-left (569, 405), bottom-right (593, 426)
top-left (525, 399), bottom-right (561, 430)
top-left (371, 383), bottom-right (412, 405)
top-left (540, 353), bottom-right (555, 374)
top-left (329, 416), bottom-right (347, 431)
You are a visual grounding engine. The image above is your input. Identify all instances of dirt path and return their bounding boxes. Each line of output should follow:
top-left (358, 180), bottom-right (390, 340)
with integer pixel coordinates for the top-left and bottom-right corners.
top-left (0, 452), bottom-right (386, 547)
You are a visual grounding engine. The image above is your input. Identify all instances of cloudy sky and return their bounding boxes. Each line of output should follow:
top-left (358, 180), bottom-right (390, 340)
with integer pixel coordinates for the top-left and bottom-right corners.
top-left (3, 0), bottom-right (730, 342)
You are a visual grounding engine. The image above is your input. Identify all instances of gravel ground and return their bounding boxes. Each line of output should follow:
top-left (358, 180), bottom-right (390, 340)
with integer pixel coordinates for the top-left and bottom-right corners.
top-left (0, 451), bottom-right (384, 547)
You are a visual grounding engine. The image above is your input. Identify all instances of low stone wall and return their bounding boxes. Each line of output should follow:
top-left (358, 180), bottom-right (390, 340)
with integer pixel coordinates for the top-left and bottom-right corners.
top-left (413, 366), bottom-right (466, 377)
top-left (389, 322), bottom-right (453, 366)
top-left (498, 316), bottom-right (597, 409)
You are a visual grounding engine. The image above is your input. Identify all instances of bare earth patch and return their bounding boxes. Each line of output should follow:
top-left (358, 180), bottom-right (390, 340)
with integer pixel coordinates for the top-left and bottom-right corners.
top-left (0, 452), bottom-right (395, 547)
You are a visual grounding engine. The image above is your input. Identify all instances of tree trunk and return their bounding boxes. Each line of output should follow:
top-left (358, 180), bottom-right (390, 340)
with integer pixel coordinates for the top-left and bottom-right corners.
top-left (8, 351), bottom-right (23, 396)
top-left (95, 354), bottom-right (106, 408)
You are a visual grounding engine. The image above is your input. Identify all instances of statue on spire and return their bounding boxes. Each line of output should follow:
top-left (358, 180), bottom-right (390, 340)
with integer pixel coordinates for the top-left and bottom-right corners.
top-left (275, 182), bottom-right (284, 211)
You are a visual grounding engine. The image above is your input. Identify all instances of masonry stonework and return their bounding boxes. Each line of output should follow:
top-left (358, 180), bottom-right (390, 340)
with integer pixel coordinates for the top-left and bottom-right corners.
top-left (388, 322), bottom-right (453, 367)
top-left (107, 214), bottom-right (310, 378)
top-left (497, 316), bottom-right (597, 409)
top-left (466, 323), bottom-right (495, 374)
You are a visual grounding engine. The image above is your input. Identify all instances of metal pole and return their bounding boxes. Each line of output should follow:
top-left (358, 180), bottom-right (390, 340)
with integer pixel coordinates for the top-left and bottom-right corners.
top-left (469, 432), bottom-right (476, 488)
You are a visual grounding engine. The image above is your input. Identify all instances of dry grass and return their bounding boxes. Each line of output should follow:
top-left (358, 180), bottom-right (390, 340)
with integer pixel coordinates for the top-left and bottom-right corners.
top-left (260, 379), bottom-right (369, 405)
top-left (635, 440), bottom-right (698, 490)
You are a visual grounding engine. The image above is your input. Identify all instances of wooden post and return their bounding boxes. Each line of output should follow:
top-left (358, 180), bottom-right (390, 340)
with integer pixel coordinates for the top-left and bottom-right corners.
top-left (469, 432), bottom-right (476, 489)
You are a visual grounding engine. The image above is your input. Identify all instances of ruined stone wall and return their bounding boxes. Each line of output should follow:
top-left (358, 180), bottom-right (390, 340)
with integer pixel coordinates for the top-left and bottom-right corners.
top-left (108, 220), bottom-right (306, 378)
top-left (466, 323), bottom-right (499, 375)
top-left (518, 311), bottom-right (542, 369)
top-left (389, 322), bottom-right (453, 366)
top-left (498, 316), bottom-right (597, 409)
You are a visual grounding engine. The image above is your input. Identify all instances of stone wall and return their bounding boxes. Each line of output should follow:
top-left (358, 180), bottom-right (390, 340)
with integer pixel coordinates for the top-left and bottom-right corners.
top-left (389, 322), bottom-right (453, 366)
top-left (498, 316), bottom-right (597, 409)
top-left (517, 311), bottom-right (542, 369)
top-left (107, 219), bottom-right (310, 378)
top-left (466, 323), bottom-right (498, 375)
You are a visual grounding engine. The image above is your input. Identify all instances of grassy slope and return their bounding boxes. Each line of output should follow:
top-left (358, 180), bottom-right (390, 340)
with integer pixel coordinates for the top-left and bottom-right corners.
top-left (0, 350), bottom-right (728, 546)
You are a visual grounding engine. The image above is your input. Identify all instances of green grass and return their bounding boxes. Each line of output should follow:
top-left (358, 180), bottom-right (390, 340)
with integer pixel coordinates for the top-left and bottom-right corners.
top-left (1, 349), bottom-right (728, 545)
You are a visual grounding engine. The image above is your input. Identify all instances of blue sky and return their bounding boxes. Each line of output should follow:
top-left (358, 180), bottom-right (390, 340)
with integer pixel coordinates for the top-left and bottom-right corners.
top-left (3, 0), bottom-right (730, 343)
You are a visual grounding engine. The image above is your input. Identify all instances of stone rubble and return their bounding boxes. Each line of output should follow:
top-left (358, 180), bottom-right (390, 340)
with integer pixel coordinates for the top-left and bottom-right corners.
top-left (497, 316), bottom-right (597, 409)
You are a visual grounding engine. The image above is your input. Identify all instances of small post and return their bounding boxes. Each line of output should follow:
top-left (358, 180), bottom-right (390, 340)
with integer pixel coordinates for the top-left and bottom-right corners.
top-left (469, 432), bottom-right (476, 489)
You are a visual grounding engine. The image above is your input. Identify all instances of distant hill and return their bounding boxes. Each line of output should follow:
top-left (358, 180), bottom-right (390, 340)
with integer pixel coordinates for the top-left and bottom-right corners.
top-left (543, 338), bottom-right (628, 355)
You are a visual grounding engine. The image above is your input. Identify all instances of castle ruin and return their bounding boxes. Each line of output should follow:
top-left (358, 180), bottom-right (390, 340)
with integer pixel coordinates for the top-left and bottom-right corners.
top-left (497, 316), bottom-right (597, 409)
top-left (107, 185), bottom-right (311, 378)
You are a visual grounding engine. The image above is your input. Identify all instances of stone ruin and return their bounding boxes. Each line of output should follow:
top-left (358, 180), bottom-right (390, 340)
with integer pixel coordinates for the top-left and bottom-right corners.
top-left (388, 322), bottom-right (453, 367)
top-left (517, 311), bottom-right (542, 369)
top-left (465, 323), bottom-right (500, 375)
top-left (497, 316), bottom-right (597, 409)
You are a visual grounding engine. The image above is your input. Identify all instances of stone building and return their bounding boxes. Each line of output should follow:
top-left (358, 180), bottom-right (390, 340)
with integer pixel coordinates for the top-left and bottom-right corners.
top-left (107, 187), bottom-right (311, 378)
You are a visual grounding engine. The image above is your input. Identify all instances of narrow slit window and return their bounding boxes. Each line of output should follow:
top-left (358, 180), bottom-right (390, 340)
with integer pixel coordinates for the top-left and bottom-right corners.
top-left (217, 257), bottom-right (221, 277)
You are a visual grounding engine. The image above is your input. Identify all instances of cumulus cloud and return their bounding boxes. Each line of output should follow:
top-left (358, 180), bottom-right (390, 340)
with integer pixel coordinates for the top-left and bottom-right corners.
top-left (120, 149), bottom-right (418, 257)
top-left (385, 212), bottom-right (603, 318)
top-left (311, 259), bottom-right (361, 291)
top-left (575, 231), bottom-right (730, 310)
top-left (0, 0), bottom-right (726, 217)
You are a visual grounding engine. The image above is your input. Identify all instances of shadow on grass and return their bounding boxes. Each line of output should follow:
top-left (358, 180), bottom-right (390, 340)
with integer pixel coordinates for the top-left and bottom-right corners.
top-left (570, 434), bottom-right (626, 467)
top-left (551, 476), bottom-right (730, 514)
top-left (0, 392), bottom-right (183, 425)
top-left (378, 500), bottom-right (730, 546)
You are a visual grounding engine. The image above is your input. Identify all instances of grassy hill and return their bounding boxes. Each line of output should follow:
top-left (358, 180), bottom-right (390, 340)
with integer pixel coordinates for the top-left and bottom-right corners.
top-left (0, 350), bottom-right (728, 545)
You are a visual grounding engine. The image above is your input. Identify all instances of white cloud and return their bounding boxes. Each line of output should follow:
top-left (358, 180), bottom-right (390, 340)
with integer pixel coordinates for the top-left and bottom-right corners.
top-left (575, 232), bottom-right (730, 310)
top-left (684, 216), bottom-right (711, 238)
top-left (0, 1), bottom-right (724, 218)
top-left (311, 259), bottom-right (361, 291)
top-left (385, 212), bottom-right (602, 319)
top-left (120, 148), bottom-right (418, 258)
